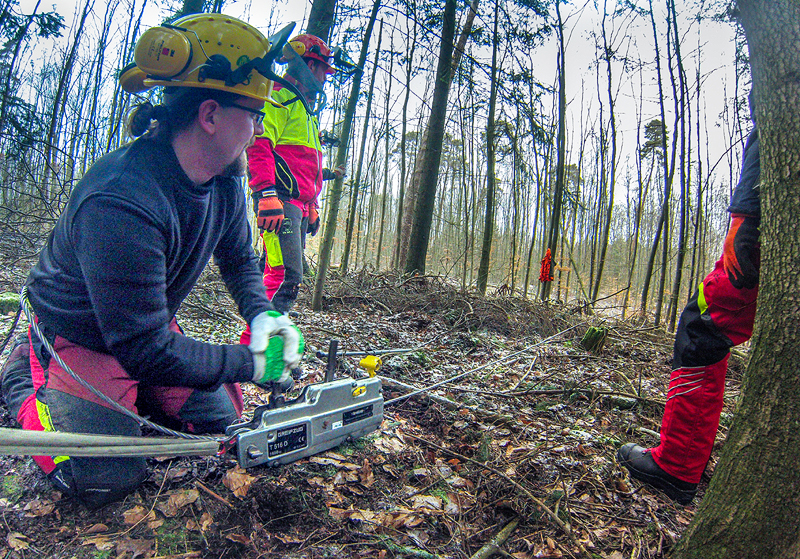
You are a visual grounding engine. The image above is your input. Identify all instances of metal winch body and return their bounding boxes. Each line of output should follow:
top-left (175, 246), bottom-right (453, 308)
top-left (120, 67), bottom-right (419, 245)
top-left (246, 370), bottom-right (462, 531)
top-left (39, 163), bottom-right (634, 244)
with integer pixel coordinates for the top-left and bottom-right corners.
top-left (227, 375), bottom-right (384, 468)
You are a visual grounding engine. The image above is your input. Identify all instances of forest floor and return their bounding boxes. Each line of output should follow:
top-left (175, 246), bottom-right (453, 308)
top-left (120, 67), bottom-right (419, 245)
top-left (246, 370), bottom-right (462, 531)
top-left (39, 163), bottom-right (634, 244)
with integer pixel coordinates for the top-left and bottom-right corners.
top-left (0, 265), bottom-right (747, 559)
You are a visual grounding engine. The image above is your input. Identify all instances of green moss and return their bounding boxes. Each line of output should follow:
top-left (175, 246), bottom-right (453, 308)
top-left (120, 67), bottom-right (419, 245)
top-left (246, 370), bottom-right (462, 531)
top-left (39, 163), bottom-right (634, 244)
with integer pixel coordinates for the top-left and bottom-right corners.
top-left (0, 292), bottom-right (19, 314)
top-left (2, 475), bottom-right (25, 502)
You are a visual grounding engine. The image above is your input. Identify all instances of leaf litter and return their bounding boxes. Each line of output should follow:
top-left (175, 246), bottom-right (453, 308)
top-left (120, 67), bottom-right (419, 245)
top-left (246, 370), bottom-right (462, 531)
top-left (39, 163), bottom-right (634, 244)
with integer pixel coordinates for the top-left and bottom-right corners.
top-left (0, 269), bottom-right (749, 558)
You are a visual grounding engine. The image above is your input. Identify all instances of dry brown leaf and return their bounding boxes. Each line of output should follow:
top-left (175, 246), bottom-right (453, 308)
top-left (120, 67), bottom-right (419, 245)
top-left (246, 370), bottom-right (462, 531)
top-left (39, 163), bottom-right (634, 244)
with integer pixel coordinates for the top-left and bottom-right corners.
top-left (157, 489), bottom-right (200, 517)
top-left (82, 536), bottom-right (115, 552)
top-left (225, 533), bottom-right (251, 545)
top-left (408, 529), bottom-right (430, 546)
top-left (333, 470), bottom-right (358, 485)
top-left (373, 435), bottom-right (405, 453)
top-left (309, 456), bottom-right (344, 467)
top-left (512, 553), bottom-right (531, 559)
top-left (382, 464), bottom-right (400, 478)
top-left (23, 499), bottom-right (54, 517)
top-left (447, 476), bottom-right (474, 489)
top-left (186, 511), bottom-right (214, 532)
top-left (7, 532), bottom-right (29, 551)
top-left (411, 495), bottom-right (442, 510)
top-left (606, 552), bottom-right (625, 559)
top-left (275, 533), bottom-right (304, 544)
top-left (116, 537), bottom-right (153, 559)
top-left (122, 505), bottom-right (157, 526)
top-left (359, 458), bottom-right (374, 487)
top-left (147, 519), bottom-right (165, 530)
top-left (84, 523), bottom-right (109, 535)
top-left (223, 466), bottom-right (256, 498)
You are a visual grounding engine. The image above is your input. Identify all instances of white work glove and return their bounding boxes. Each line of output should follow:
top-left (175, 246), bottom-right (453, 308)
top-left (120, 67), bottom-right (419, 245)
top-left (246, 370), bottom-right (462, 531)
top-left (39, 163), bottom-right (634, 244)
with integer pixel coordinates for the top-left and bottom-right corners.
top-left (249, 311), bottom-right (304, 385)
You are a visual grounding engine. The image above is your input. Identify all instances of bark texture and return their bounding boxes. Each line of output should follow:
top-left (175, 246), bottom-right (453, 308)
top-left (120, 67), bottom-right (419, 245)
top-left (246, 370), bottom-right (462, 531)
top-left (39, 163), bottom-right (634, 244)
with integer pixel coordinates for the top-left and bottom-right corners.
top-left (673, 0), bottom-right (800, 556)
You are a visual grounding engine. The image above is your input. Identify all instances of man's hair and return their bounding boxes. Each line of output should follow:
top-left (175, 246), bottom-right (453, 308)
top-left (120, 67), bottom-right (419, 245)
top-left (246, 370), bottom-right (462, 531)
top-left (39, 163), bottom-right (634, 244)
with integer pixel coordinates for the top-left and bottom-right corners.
top-left (126, 87), bottom-right (243, 140)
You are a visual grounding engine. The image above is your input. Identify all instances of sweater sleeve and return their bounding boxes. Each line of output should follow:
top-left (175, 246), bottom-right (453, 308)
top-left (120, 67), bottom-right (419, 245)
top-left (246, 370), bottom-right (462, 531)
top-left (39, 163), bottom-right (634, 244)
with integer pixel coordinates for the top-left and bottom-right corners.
top-left (728, 128), bottom-right (761, 219)
top-left (214, 180), bottom-right (274, 324)
top-left (71, 195), bottom-right (254, 390)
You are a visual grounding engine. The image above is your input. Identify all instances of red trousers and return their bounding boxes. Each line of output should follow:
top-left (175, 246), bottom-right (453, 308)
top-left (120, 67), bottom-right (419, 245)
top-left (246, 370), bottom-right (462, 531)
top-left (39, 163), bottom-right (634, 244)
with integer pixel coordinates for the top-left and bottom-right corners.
top-left (2, 321), bottom-right (243, 507)
top-left (650, 257), bottom-right (758, 483)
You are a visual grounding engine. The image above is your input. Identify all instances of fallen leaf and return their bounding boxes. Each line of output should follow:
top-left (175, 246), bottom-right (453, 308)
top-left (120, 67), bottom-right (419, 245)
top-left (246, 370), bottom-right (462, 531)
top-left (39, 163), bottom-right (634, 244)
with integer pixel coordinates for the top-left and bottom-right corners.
top-left (82, 536), bottom-right (115, 552)
top-left (382, 464), bottom-right (400, 478)
top-left (223, 466), bottom-right (256, 498)
top-left (275, 533), bottom-right (304, 544)
top-left (186, 512), bottom-right (214, 532)
top-left (147, 519), bottom-right (165, 530)
top-left (333, 470), bottom-right (358, 485)
top-left (310, 456), bottom-right (344, 467)
top-left (411, 495), bottom-right (442, 510)
top-left (23, 499), bottom-right (54, 517)
top-left (359, 458), bottom-right (374, 487)
top-left (447, 476), bottom-right (474, 489)
top-left (373, 435), bottom-right (406, 453)
top-left (157, 489), bottom-right (200, 517)
top-left (225, 533), bottom-right (251, 545)
top-left (7, 532), bottom-right (29, 551)
top-left (408, 529), bottom-right (430, 546)
top-left (122, 505), bottom-right (157, 525)
top-left (83, 524), bottom-right (108, 535)
top-left (606, 552), bottom-right (624, 559)
top-left (116, 537), bottom-right (153, 559)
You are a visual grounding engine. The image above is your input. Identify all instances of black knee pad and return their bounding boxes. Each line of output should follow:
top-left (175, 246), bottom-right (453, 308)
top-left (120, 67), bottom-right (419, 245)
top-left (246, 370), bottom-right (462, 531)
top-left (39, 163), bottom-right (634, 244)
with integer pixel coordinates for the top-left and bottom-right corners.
top-left (45, 389), bottom-right (148, 508)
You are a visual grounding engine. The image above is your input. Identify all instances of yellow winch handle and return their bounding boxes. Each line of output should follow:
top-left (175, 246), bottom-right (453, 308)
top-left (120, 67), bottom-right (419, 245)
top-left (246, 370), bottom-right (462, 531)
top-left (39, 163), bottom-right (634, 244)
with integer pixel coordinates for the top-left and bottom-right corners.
top-left (359, 355), bottom-right (381, 377)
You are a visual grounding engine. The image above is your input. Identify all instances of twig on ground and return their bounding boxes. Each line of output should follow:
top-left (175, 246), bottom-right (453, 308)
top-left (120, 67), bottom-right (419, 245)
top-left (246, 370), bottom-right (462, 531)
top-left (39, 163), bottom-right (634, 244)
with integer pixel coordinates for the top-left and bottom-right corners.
top-left (406, 433), bottom-right (590, 558)
top-left (195, 480), bottom-right (233, 509)
top-left (468, 517), bottom-right (519, 559)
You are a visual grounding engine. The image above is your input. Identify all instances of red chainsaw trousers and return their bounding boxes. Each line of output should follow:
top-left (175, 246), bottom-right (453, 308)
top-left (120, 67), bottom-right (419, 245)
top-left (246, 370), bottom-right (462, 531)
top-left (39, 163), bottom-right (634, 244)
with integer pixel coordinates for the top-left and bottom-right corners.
top-left (650, 257), bottom-right (758, 483)
top-left (2, 321), bottom-right (243, 508)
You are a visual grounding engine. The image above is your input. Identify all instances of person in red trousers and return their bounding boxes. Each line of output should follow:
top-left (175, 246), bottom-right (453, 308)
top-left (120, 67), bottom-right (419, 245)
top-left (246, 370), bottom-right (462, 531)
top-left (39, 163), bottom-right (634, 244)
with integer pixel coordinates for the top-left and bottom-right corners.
top-left (618, 97), bottom-right (760, 505)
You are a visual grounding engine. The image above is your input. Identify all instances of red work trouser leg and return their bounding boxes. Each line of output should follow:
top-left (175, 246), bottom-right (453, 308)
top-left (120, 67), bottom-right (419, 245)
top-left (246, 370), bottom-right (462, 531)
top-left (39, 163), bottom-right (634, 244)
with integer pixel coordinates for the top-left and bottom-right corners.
top-left (649, 257), bottom-right (757, 484)
top-left (650, 359), bottom-right (727, 483)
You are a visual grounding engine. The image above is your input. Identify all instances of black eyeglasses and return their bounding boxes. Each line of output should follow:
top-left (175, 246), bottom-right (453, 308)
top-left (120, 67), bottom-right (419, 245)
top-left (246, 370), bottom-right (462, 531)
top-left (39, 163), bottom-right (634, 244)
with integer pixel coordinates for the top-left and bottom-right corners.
top-left (220, 102), bottom-right (265, 125)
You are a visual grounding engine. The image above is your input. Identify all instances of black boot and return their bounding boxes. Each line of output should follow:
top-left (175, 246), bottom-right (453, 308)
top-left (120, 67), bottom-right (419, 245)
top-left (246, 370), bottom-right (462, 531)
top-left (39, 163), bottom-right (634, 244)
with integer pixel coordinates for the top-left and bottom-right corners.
top-left (617, 443), bottom-right (697, 505)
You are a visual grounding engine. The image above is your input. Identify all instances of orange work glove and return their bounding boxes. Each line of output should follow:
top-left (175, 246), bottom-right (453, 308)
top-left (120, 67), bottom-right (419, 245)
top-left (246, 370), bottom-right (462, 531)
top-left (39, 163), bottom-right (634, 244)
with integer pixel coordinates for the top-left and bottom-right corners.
top-left (255, 189), bottom-right (284, 233)
top-left (722, 213), bottom-right (760, 289)
top-left (307, 205), bottom-right (320, 236)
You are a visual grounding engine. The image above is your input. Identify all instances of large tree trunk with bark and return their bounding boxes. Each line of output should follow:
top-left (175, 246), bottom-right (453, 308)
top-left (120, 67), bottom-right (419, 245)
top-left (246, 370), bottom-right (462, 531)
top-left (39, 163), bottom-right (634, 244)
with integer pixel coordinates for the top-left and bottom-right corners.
top-left (403, 0), bottom-right (457, 274)
top-left (305, 0), bottom-right (337, 42)
top-left (311, 0), bottom-right (381, 311)
top-left (672, 0), bottom-right (800, 555)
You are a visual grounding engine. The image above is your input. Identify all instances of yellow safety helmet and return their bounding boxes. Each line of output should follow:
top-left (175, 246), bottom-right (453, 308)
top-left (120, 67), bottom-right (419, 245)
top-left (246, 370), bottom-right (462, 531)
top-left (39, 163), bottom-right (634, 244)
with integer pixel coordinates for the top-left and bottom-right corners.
top-left (119, 14), bottom-right (274, 102)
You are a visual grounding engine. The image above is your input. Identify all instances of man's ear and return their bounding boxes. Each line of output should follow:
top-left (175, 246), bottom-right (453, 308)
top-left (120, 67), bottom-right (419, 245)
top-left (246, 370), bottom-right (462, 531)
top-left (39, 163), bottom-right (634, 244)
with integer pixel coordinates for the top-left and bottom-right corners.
top-left (197, 99), bottom-right (219, 134)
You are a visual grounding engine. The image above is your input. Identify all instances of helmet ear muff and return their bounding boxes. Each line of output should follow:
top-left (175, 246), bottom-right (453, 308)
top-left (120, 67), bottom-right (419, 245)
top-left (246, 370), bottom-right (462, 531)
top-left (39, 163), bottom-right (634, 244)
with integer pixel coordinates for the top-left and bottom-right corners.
top-left (134, 25), bottom-right (193, 79)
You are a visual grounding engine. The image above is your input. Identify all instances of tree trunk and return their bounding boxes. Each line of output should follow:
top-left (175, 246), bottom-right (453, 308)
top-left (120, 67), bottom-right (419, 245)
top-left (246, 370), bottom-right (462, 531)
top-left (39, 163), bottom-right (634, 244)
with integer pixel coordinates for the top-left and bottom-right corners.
top-left (311, 0), bottom-right (381, 311)
top-left (399, 0), bottom-right (477, 271)
top-left (542, 0), bottom-right (567, 301)
top-left (404, 0), bottom-right (457, 275)
top-left (375, 33), bottom-right (393, 270)
top-left (591, 0), bottom-right (618, 302)
top-left (305, 0), bottom-right (337, 42)
top-left (475, 0), bottom-right (500, 294)
top-left (341, 19), bottom-right (382, 275)
top-left (672, 1), bottom-right (800, 556)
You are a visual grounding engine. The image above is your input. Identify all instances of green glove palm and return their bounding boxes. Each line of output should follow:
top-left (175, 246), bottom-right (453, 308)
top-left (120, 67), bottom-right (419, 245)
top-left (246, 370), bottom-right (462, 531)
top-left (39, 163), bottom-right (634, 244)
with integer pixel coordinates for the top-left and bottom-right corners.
top-left (249, 311), bottom-right (305, 386)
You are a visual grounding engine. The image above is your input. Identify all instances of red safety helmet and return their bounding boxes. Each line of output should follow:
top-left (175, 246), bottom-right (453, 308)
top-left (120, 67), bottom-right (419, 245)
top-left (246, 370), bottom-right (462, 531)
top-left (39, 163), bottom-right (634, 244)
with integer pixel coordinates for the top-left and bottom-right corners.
top-left (283, 34), bottom-right (336, 74)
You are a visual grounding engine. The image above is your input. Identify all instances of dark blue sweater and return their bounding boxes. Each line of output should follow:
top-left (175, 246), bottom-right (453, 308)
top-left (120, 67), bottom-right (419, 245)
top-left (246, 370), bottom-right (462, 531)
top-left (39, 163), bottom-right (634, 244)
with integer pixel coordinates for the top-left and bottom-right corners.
top-left (25, 138), bottom-right (272, 390)
top-left (728, 128), bottom-right (760, 219)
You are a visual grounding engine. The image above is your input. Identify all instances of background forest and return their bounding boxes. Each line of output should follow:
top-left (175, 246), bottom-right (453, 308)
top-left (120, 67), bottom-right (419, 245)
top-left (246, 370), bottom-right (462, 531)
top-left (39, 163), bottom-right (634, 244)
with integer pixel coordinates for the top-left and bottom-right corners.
top-left (0, 0), bottom-right (751, 329)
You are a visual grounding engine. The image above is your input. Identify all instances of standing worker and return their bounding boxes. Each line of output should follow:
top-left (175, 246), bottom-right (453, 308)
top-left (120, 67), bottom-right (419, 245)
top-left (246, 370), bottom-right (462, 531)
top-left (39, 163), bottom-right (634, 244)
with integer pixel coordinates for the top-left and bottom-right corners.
top-left (0, 14), bottom-right (303, 508)
top-left (244, 33), bottom-right (346, 333)
top-left (618, 91), bottom-right (760, 505)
